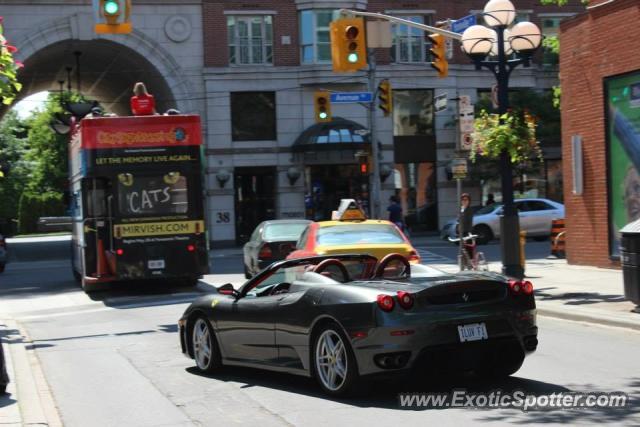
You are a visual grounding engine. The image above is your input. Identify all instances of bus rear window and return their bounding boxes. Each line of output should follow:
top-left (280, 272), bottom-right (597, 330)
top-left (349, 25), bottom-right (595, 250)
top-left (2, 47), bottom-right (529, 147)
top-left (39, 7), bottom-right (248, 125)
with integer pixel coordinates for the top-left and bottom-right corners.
top-left (117, 173), bottom-right (188, 216)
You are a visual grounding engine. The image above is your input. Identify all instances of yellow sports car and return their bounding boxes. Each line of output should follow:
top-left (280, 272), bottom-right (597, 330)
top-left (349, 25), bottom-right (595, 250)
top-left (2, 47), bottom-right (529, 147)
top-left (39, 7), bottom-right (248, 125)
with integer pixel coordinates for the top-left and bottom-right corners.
top-left (287, 200), bottom-right (420, 263)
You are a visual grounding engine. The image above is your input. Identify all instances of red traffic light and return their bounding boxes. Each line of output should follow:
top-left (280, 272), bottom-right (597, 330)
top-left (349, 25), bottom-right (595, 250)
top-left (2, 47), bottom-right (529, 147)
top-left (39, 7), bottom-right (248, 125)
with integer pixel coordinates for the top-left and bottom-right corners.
top-left (360, 163), bottom-right (368, 174)
top-left (345, 25), bottom-right (359, 39)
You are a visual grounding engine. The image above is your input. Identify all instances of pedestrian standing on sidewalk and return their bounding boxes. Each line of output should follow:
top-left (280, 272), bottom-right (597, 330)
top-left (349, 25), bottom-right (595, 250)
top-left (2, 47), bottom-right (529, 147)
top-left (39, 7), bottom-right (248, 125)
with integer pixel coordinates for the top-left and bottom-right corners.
top-left (387, 196), bottom-right (406, 233)
top-left (0, 337), bottom-right (8, 394)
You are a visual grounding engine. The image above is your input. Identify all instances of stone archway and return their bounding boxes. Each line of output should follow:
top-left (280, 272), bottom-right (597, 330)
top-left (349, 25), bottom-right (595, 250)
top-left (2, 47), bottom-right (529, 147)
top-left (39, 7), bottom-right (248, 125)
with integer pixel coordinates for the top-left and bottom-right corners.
top-left (7, 13), bottom-right (197, 115)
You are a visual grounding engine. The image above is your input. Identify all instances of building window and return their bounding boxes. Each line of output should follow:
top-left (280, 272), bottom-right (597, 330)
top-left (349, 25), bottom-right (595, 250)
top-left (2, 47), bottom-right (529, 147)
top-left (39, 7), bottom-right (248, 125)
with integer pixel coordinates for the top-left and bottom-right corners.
top-left (300, 9), bottom-right (341, 64)
top-left (227, 16), bottom-right (273, 65)
top-left (541, 17), bottom-right (563, 65)
top-left (231, 92), bottom-right (277, 141)
top-left (391, 15), bottom-right (432, 63)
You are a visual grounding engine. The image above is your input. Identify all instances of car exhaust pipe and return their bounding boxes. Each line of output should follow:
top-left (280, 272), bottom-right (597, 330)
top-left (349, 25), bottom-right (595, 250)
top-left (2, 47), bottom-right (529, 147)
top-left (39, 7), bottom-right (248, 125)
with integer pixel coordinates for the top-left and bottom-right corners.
top-left (380, 356), bottom-right (393, 368)
top-left (523, 336), bottom-right (538, 351)
top-left (394, 354), bottom-right (407, 368)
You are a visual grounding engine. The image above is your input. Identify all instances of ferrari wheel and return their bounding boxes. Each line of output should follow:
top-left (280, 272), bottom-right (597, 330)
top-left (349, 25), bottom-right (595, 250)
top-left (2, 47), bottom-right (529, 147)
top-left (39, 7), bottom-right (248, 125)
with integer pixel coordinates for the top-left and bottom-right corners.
top-left (312, 323), bottom-right (358, 396)
top-left (192, 317), bottom-right (221, 373)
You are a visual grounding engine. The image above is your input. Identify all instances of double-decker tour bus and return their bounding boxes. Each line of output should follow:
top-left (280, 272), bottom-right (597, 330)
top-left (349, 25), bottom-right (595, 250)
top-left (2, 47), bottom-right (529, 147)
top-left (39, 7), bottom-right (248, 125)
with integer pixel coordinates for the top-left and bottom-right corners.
top-left (69, 114), bottom-right (208, 292)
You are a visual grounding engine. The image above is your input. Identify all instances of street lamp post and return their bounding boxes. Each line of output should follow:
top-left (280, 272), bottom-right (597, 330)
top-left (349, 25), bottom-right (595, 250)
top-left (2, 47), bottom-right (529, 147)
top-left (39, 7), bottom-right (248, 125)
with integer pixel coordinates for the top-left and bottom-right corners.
top-left (460, 0), bottom-right (541, 278)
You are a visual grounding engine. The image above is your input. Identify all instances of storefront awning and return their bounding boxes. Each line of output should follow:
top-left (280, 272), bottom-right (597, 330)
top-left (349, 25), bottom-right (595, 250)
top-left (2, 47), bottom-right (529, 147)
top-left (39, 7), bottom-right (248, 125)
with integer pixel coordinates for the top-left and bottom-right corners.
top-left (292, 117), bottom-right (370, 153)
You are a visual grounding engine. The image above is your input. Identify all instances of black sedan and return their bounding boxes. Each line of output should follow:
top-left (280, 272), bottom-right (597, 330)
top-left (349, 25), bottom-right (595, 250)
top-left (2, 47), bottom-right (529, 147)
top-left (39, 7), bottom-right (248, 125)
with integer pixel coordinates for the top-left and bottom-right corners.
top-left (179, 254), bottom-right (538, 396)
top-left (242, 219), bottom-right (311, 278)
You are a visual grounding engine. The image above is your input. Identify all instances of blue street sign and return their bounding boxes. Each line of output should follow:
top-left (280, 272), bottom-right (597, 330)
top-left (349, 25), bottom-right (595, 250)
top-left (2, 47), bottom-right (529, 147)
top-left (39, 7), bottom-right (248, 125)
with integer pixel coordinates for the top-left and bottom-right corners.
top-left (330, 92), bottom-right (373, 103)
top-left (451, 15), bottom-right (477, 34)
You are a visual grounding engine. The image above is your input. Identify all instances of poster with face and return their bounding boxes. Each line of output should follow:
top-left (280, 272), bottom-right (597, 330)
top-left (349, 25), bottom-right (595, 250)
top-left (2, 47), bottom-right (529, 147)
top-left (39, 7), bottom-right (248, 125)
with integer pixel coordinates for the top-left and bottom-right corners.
top-left (606, 70), bottom-right (640, 257)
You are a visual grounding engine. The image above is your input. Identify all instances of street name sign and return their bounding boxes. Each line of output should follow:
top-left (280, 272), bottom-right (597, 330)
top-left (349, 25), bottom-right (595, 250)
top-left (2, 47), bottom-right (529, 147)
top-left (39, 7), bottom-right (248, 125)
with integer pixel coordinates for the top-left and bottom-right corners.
top-left (330, 92), bottom-right (373, 103)
top-left (451, 15), bottom-right (477, 34)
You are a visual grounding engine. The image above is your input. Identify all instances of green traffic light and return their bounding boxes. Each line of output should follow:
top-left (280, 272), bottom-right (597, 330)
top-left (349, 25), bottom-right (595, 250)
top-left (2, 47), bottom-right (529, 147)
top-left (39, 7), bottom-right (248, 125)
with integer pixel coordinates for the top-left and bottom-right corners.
top-left (347, 53), bottom-right (358, 63)
top-left (319, 111), bottom-right (328, 120)
top-left (104, 0), bottom-right (119, 15)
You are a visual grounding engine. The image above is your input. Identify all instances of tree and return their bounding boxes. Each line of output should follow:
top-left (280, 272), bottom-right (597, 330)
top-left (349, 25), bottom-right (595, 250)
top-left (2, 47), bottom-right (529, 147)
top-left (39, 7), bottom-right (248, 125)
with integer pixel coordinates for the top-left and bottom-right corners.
top-left (23, 92), bottom-right (70, 194)
top-left (0, 110), bottom-right (29, 232)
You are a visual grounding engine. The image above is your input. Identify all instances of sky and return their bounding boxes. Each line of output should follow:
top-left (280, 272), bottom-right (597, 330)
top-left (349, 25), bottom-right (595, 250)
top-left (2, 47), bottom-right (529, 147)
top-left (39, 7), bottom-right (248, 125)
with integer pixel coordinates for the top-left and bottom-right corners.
top-left (13, 91), bottom-right (49, 119)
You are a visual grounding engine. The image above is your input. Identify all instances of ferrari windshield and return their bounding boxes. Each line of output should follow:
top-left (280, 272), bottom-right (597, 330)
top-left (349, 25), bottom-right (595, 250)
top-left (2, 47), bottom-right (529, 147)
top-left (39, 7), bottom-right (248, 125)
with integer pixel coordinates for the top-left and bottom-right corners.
top-left (316, 224), bottom-right (404, 245)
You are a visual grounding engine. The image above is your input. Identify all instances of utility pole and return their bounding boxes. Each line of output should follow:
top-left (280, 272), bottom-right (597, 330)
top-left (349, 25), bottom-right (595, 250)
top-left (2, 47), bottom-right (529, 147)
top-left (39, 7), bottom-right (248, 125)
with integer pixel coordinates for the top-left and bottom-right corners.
top-left (366, 48), bottom-right (383, 219)
top-left (454, 93), bottom-right (463, 270)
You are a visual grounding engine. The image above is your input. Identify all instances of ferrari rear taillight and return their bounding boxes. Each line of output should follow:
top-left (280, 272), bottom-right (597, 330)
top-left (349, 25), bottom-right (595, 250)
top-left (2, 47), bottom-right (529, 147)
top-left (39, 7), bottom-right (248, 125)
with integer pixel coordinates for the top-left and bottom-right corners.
top-left (258, 245), bottom-right (273, 259)
top-left (521, 280), bottom-right (534, 295)
top-left (377, 294), bottom-right (395, 312)
top-left (509, 279), bottom-right (534, 296)
top-left (396, 291), bottom-right (414, 309)
top-left (407, 250), bottom-right (420, 262)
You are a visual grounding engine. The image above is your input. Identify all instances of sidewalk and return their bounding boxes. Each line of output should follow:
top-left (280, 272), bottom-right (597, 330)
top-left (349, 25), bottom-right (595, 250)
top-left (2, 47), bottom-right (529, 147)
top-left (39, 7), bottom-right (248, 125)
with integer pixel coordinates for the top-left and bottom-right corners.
top-left (429, 258), bottom-right (639, 330)
top-left (0, 319), bottom-right (62, 427)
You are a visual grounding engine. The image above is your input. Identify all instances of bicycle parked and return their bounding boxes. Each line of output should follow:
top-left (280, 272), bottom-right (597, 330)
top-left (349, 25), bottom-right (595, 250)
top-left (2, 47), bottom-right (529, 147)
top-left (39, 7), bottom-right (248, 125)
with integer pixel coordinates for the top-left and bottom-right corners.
top-left (448, 234), bottom-right (488, 272)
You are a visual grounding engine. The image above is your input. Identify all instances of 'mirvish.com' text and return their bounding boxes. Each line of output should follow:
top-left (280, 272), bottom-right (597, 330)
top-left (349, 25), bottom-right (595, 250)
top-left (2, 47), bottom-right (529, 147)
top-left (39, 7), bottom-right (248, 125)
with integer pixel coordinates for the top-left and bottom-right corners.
top-left (398, 390), bottom-right (629, 411)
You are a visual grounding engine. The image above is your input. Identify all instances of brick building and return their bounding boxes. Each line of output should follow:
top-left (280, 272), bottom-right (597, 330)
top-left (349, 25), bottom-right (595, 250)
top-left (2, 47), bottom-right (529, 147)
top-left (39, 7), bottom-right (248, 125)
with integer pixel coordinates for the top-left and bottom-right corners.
top-left (560, 0), bottom-right (640, 267)
top-left (202, 0), bottom-right (584, 246)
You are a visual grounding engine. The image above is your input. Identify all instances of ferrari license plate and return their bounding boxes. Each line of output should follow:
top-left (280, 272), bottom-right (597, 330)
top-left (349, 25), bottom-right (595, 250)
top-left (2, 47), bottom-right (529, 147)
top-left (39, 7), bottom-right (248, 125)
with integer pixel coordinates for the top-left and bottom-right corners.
top-left (458, 322), bottom-right (488, 342)
top-left (148, 259), bottom-right (165, 269)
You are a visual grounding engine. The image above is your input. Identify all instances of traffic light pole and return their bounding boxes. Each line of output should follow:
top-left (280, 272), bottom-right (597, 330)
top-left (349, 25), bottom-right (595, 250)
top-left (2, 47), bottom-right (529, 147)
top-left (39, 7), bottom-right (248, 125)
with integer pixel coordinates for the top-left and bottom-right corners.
top-left (340, 10), bottom-right (461, 40)
top-left (367, 48), bottom-right (383, 219)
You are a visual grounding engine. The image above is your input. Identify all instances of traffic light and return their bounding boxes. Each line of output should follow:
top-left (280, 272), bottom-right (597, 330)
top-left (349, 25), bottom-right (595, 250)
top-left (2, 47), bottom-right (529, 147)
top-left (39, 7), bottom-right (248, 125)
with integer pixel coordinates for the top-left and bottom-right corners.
top-left (330, 18), bottom-right (367, 73)
top-left (314, 91), bottom-right (332, 123)
top-left (93, 0), bottom-right (132, 34)
top-left (429, 33), bottom-right (448, 78)
top-left (356, 151), bottom-right (369, 175)
top-left (377, 79), bottom-right (392, 117)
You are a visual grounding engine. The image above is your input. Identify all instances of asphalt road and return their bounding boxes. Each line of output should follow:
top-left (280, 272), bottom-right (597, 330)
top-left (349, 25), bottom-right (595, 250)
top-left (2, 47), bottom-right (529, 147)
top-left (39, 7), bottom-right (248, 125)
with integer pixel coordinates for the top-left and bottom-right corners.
top-left (1, 242), bottom-right (639, 426)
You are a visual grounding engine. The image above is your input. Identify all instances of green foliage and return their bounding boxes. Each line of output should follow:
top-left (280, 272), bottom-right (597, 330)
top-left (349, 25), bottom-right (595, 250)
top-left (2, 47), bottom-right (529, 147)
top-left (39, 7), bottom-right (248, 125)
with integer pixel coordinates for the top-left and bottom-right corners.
top-left (471, 109), bottom-right (543, 165)
top-left (17, 191), bottom-right (64, 234)
top-left (23, 92), bottom-right (75, 194)
top-left (476, 89), bottom-right (560, 147)
top-left (0, 110), bottom-right (29, 231)
top-left (0, 17), bottom-right (23, 105)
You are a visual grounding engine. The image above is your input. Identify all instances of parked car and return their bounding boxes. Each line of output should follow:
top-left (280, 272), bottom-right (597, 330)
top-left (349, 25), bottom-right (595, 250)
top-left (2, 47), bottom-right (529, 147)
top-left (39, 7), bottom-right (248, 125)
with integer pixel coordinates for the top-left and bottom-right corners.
top-left (440, 198), bottom-right (565, 244)
top-left (0, 234), bottom-right (7, 273)
top-left (243, 219), bottom-right (311, 278)
top-left (179, 254), bottom-right (538, 396)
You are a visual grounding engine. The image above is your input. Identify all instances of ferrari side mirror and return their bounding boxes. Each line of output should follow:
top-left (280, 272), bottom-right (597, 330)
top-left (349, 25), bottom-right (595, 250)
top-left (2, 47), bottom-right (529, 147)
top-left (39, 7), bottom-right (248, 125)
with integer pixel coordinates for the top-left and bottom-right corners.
top-left (218, 283), bottom-right (238, 298)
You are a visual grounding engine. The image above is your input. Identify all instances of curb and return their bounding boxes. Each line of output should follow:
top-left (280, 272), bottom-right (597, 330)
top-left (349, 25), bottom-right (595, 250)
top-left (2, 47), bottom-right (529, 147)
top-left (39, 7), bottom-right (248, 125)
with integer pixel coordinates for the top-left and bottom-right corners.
top-left (536, 305), bottom-right (640, 331)
top-left (2, 319), bottom-right (63, 427)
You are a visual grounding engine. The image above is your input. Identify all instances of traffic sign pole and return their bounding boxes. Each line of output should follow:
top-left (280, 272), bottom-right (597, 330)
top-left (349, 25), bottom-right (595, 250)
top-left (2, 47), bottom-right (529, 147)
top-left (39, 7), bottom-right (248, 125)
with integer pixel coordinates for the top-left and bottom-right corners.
top-left (367, 48), bottom-right (383, 219)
